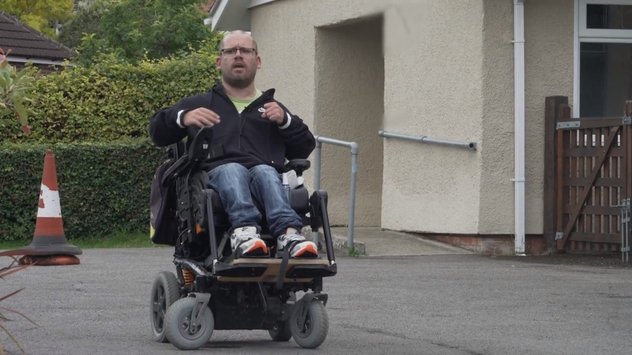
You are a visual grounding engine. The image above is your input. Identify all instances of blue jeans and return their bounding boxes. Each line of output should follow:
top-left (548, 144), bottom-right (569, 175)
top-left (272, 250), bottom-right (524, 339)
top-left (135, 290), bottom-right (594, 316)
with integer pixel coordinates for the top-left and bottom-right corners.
top-left (207, 163), bottom-right (303, 237)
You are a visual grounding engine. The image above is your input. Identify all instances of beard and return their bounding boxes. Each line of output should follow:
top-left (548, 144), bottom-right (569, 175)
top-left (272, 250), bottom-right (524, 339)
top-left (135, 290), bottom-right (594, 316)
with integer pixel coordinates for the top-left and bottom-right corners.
top-left (222, 70), bottom-right (256, 89)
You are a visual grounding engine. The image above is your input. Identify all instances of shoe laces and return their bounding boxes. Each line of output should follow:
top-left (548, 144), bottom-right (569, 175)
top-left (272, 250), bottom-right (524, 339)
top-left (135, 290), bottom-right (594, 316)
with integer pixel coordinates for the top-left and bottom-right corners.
top-left (280, 233), bottom-right (305, 243)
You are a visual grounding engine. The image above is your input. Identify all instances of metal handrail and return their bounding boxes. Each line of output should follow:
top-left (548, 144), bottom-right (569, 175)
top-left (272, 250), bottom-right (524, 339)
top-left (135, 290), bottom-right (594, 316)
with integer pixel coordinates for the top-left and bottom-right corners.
top-left (312, 135), bottom-right (358, 251)
top-left (379, 130), bottom-right (477, 150)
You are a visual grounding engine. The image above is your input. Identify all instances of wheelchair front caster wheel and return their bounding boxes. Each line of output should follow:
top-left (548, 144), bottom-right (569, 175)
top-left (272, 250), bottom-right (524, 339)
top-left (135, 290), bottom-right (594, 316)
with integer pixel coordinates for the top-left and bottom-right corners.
top-left (149, 271), bottom-right (180, 342)
top-left (290, 300), bottom-right (328, 349)
top-left (165, 297), bottom-right (214, 350)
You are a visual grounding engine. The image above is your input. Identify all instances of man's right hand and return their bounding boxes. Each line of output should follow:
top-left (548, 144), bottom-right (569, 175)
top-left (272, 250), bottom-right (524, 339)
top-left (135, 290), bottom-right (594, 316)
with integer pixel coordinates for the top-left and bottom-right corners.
top-left (182, 108), bottom-right (221, 128)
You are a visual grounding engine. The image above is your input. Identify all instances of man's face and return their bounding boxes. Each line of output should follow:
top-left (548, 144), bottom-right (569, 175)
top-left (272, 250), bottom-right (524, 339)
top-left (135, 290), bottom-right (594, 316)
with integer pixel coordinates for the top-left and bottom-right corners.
top-left (216, 34), bottom-right (261, 89)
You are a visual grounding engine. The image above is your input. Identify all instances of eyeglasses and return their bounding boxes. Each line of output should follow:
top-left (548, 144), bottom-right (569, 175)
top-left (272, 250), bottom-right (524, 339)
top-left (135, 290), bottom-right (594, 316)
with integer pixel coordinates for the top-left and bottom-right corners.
top-left (220, 47), bottom-right (257, 56)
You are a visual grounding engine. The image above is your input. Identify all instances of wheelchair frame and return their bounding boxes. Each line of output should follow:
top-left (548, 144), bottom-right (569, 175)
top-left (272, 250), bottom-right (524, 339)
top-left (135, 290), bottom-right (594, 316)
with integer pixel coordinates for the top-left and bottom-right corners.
top-left (150, 127), bottom-right (337, 350)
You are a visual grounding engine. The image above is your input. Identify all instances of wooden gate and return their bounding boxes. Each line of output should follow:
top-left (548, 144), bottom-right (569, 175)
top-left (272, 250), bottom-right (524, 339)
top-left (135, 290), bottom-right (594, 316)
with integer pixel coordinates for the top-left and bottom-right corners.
top-left (544, 96), bottom-right (632, 253)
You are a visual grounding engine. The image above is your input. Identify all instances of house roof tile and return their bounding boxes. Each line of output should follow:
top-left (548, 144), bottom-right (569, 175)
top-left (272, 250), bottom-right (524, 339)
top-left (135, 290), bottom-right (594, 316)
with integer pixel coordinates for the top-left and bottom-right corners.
top-left (0, 11), bottom-right (74, 62)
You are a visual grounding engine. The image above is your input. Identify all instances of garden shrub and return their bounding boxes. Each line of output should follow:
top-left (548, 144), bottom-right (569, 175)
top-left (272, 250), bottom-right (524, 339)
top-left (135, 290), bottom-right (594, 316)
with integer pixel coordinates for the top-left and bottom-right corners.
top-left (0, 140), bottom-right (165, 242)
top-left (0, 42), bottom-right (219, 143)
top-left (0, 43), bottom-right (219, 241)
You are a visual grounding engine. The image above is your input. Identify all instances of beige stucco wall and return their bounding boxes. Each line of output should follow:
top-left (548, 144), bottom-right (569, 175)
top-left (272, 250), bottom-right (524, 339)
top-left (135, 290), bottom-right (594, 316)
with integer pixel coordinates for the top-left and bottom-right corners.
top-left (478, 0), bottom-right (514, 234)
top-left (249, 0), bottom-right (575, 236)
top-left (524, 0), bottom-right (574, 234)
top-left (474, 0), bottom-right (574, 235)
top-left (380, 2), bottom-right (484, 233)
top-left (313, 17), bottom-right (384, 226)
top-left (252, 0), bottom-right (388, 226)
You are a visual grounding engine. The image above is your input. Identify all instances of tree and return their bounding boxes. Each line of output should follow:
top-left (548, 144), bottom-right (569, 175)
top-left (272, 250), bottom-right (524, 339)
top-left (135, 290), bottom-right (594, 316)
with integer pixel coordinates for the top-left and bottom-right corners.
top-left (58, 0), bottom-right (109, 49)
top-left (0, 48), bottom-right (36, 135)
top-left (65, 0), bottom-right (216, 64)
top-left (0, 0), bottom-right (74, 38)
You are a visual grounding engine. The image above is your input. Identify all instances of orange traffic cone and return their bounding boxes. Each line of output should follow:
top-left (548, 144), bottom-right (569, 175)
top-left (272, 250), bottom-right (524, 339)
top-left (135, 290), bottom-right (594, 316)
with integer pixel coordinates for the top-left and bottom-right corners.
top-left (0, 150), bottom-right (82, 266)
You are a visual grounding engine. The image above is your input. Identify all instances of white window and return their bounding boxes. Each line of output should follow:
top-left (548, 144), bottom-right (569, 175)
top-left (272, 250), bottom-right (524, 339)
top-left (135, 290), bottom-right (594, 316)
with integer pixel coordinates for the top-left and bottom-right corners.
top-left (575, 0), bottom-right (632, 117)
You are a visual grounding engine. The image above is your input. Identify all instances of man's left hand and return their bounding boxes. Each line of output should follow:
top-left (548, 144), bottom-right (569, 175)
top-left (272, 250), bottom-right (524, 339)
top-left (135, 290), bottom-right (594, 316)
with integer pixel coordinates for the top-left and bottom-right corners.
top-left (261, 102), bottom-right (285, 124)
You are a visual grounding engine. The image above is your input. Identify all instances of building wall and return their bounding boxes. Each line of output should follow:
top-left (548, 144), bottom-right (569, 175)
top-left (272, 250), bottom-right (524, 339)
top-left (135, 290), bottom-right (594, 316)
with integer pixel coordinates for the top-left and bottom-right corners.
top-left (478, 0), bottom-right (514, 234)
top-left (250, 0), bottom-right (575, 236)
top-left (252, 0), bottom-right (388, 225)
top-left (380, 2), bottom-right (484, 233)
top-left (313, 17), bottom-right (384, 226)
top-left (523, 0), bottom-right (574, 233)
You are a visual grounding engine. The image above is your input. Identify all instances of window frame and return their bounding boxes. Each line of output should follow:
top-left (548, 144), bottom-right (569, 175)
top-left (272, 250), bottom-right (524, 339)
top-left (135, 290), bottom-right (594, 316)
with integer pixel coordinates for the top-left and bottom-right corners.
top-left (574, 0), bottom-right (632, 116)
top-left (579, 0), bottom-right (632, 39)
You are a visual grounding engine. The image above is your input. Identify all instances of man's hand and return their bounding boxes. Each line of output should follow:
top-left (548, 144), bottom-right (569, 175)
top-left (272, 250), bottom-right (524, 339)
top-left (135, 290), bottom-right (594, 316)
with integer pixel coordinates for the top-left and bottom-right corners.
top-left (261, 102), bottom-right (285, 124)
top-left (182, 108), bottom-right (221, 128)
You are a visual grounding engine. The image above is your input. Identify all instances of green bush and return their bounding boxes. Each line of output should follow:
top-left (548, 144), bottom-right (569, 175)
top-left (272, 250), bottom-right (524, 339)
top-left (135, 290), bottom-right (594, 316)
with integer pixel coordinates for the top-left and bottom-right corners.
top-left (0, 44), bottom-right (219, 242)
top-left (0, 140), bottom-right (165, 242)
top-left (0, 43), bottom-right (219, 143)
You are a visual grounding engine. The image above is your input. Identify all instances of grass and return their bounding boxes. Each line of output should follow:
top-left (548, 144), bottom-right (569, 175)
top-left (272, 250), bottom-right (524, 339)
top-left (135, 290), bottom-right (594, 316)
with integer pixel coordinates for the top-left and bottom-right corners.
top-left (0, 231), bottom-right (162, 250)
top-left (347, 247), bottom-right (363, 257)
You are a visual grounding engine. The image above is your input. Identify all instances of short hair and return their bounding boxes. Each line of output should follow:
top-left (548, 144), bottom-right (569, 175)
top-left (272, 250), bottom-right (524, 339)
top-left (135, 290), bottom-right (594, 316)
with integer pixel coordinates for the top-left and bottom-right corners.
top-left (219, 30), bottom-right (258, 51)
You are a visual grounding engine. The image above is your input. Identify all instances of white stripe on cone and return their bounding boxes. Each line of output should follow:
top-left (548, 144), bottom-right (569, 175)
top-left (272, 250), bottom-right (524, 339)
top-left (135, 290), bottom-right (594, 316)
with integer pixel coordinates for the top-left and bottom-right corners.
top-left (38, 183), bottom-right (62, 218)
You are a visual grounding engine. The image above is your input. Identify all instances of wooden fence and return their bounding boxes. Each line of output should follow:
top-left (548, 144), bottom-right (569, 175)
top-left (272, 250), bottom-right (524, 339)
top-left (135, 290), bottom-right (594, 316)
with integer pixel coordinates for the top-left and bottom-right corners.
top-left (544, 96), bottom-right (632, 254)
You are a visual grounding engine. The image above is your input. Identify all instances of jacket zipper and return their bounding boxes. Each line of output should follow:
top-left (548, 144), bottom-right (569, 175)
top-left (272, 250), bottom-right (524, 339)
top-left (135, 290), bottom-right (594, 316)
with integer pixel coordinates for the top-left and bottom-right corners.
top-left (215, 88), bottom-right (274, 153)
top-left (238, 96), bottom-right (264, 151)
top-left (238, 112), bottom-right (242, 150)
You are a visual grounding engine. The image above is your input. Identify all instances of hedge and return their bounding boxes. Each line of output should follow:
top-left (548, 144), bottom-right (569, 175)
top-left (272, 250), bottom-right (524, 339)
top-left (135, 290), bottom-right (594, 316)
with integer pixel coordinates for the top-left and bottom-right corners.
top-left (0, 43), bottom-right (219, 143)
top-left (0, 140), bottom-right (165, 242)
top-left (0, 43), bottom-right (221, 241)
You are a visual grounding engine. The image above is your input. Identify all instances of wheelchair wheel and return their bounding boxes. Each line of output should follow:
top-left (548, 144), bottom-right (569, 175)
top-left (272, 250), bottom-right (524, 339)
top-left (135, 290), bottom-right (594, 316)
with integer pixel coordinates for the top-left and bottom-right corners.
top-left (268, 320), bottom-right (292, 342)
top-left (290, 300), bottom-right (328, 349)
top-left (165, 297), bottom-right (214, 350)
top-left (150, 271), bottom-right (180, 342)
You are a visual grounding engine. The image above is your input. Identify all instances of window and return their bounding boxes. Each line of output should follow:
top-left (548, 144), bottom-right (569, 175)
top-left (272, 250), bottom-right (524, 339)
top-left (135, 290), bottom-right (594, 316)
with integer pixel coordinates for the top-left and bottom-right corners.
top-left (577, 0), bottom-right (632, 117)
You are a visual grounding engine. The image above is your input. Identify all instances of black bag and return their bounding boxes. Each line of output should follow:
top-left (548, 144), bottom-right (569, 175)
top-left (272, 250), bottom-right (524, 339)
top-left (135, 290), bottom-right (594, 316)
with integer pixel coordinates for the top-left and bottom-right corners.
top-left (149, 160), bottom-right (178, 245)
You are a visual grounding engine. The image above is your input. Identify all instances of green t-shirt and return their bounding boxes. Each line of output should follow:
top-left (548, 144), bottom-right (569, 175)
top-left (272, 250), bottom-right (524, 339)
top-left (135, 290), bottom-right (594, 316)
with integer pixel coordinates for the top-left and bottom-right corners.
top-left (230, 89), bottom-right (262, 113)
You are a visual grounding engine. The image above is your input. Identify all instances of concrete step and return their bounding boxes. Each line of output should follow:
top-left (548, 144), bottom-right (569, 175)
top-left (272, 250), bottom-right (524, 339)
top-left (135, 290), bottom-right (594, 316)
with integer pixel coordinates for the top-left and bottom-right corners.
top-left (328, 226), bottom-right (473, 257)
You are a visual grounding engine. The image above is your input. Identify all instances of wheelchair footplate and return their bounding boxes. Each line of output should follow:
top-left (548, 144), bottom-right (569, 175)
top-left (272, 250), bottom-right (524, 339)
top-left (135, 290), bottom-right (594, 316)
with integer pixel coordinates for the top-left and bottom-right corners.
top-left (213, 257), bottom-right (337, 282)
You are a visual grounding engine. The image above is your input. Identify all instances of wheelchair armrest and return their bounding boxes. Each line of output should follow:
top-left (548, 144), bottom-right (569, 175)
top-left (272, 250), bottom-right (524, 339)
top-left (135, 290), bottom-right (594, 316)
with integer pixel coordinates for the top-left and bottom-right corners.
top-left (160, 154), bottom-right (189, 185)
top-left (284, 159), bottom-right (311, 176)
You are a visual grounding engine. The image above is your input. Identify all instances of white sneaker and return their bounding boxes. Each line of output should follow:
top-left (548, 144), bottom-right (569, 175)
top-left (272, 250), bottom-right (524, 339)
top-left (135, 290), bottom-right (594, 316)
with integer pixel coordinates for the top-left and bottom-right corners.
top-left (277, 233), bottom-right (318, 258)
top-left (231, 226), bottom-right (268, 257)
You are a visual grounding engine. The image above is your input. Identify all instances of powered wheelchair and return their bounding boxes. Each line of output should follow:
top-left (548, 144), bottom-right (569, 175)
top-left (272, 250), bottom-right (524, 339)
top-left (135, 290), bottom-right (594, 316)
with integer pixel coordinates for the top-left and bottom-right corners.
top-left (149, 127), bottom-right (337, 350)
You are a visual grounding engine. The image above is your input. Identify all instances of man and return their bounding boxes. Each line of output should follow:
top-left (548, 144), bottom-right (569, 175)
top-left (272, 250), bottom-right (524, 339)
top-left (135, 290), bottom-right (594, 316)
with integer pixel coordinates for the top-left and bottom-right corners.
top-left (149, 30), bottom-right (318, 258)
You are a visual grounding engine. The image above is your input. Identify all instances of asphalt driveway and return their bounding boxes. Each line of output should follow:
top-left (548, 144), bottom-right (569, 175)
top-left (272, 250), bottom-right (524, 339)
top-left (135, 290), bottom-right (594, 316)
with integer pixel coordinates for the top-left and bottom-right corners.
top-left (1, 248), bottom-right (631, 354)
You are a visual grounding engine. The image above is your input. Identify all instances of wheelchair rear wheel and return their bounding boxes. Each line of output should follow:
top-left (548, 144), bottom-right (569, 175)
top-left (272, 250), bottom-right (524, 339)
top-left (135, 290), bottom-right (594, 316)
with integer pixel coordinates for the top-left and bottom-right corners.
top-left (268, 320), bottom-right (292, 342)
top-left (149, 271), bottom-right (180, 342)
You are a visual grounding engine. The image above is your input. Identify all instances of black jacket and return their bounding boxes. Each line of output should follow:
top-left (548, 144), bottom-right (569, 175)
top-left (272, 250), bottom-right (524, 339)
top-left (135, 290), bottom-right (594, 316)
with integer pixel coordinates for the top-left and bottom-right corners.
top-left (149, 83), bottom-right (315, 172)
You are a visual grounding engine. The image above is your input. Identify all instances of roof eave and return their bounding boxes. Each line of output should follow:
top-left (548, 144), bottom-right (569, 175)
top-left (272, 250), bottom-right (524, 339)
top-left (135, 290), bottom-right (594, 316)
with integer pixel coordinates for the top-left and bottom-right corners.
top-left (8, 56), bottom-right (72, 67)
top-left (207, 0), bottom-right (277, 31)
